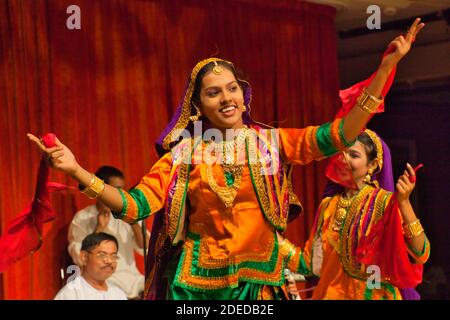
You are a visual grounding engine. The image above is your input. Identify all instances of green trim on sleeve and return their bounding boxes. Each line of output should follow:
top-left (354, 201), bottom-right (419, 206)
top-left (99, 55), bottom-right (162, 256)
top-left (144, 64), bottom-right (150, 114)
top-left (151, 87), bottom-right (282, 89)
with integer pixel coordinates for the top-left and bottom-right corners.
top-left (338, 118), bottom-right (356, 147)
top-left (286, 250), bottom-right (295, 265)
top-left (316, 122), bottom-right (338, 156)
top-left (129, 188), bottom-right (151, 220)
top-left (407, 235), bottom-right (429, 258)
top-left (298, 253), bottom-right (311, 275)
top-left (112, 188), bottom-right (127, 219)
top-left (286, 250), bottom-right (311, 276)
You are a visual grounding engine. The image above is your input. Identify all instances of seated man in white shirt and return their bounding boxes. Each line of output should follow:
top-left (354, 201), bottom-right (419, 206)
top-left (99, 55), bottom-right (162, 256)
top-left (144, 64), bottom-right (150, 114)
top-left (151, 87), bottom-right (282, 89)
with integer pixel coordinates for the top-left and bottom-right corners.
top-left (55, 232), bottom-right (127, 300)
top-left (68, 166), bottom-right (145, 299)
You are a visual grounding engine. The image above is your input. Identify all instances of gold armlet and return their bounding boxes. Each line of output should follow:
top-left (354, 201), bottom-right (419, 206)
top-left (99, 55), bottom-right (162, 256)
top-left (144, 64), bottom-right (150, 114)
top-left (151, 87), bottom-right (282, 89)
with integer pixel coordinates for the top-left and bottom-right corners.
top-left (279, 239), bottom-right (297, 258)
top-left (403, 219), bottom-right (424, 239)
top-left (356, 87), bottom-right (384, 113)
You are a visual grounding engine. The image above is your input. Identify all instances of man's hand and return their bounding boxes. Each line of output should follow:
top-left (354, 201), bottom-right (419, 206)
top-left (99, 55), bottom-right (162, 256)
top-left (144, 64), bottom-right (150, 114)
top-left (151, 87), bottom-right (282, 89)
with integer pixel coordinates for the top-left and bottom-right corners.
top-left (95, 212), bottom-right (110, 233)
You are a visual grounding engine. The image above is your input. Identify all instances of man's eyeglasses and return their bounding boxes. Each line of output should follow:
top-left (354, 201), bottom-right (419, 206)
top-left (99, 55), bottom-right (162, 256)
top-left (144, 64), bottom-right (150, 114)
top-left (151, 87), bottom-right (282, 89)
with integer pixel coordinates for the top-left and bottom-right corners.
top-left (87, 251), bottom-right (120, 262)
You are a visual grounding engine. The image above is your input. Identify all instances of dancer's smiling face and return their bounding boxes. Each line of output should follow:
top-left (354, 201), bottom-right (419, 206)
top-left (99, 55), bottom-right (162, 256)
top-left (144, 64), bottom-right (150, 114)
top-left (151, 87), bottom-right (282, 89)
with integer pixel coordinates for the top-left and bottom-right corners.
top-left (194, 65), bottom-right (245, 132)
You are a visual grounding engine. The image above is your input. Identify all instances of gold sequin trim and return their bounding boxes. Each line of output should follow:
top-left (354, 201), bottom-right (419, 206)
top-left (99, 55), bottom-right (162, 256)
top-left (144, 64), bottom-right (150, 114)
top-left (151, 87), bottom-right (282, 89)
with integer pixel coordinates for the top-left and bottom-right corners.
top-left (175, 238), bottom-right (284, 290)
top-left (249, 131), bottom-right (288, 229)
top-left (167, 163), bottom-right (190, 240)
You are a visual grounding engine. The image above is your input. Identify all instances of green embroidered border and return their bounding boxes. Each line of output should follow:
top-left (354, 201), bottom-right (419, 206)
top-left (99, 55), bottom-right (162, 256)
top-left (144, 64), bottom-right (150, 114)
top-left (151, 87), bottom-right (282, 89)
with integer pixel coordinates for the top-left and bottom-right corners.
top-left (316, 122), bottom-right (338, 157)
top-left (113, 188), bottom-right (128, 219)
top-left (297, 252), bottom-right (310, 275)
top-left (185, 231), bottom-right (280, 277)
top-left (172, 230), bottom-right (285, 292)
top-left (128, 188), bottom-right (151, 220)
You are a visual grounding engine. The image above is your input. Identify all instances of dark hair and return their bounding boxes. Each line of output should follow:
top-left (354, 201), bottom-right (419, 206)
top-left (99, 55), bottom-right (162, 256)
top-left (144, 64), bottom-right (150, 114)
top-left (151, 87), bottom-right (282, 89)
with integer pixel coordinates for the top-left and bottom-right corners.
top-left (357, 132), bottom-right (377, 164)
top-left (81, 232), bottom-right (119, 252)
top-left (95, 166), bottom-right (124, 184)
top-left (191, 60), bottom-right (242, 105)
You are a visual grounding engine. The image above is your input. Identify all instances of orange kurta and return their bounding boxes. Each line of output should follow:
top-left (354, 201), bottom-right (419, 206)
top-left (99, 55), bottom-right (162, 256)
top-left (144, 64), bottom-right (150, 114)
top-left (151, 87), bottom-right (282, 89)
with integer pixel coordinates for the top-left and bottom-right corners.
top-left (173, 160), bottom-right (284, 290)
top-left (115, 119), bottom-right (353, 297)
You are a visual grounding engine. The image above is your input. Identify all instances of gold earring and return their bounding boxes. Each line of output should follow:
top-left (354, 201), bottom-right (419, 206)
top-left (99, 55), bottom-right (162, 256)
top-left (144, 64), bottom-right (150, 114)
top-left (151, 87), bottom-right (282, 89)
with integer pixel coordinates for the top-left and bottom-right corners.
top-left (242, 104), bottom-right (246, 112)
top-left (190, 103), bottom-right (202, 122)
top-left (364, 168), bottom-right (374, 184)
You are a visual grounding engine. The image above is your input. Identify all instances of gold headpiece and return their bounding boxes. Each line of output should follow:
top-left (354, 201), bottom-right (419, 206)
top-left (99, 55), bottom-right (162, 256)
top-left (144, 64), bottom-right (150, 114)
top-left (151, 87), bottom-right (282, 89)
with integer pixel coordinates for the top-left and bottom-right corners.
top-left (212, 61), bottom-right (224, 75)
top-left (364, 129), bottom-right (383, 173)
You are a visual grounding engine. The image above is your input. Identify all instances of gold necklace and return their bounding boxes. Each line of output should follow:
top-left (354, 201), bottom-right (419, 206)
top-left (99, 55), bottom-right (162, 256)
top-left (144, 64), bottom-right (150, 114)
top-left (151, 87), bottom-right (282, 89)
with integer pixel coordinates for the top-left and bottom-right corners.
top-left (332, 193), bottom-right (355, 231)
top-left (205, 127), bottom-right (248, 208)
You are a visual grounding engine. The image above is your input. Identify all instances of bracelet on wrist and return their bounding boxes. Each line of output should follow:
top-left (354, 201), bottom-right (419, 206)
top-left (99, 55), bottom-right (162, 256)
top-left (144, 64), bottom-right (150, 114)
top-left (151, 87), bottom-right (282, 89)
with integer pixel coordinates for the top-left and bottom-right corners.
top-left (80, 174), bottom-right (105, 199)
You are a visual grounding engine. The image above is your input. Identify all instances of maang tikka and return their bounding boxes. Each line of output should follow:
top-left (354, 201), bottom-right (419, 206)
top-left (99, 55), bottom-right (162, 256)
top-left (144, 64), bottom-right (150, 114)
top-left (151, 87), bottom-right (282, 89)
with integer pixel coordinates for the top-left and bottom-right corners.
top-left (212, 61), bottom-right (224, 75)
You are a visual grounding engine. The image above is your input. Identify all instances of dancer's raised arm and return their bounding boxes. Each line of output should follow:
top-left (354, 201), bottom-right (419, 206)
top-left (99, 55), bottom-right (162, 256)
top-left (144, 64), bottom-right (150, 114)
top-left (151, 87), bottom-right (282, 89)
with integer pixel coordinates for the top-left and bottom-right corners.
top-left (341, 18), bottom-right (425, 142)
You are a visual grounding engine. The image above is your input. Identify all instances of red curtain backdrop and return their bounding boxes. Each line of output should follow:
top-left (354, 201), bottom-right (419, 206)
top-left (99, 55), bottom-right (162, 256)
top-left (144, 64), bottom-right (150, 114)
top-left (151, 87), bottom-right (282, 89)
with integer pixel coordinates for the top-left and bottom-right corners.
top-left (0, 0), bottom-right (339, 299)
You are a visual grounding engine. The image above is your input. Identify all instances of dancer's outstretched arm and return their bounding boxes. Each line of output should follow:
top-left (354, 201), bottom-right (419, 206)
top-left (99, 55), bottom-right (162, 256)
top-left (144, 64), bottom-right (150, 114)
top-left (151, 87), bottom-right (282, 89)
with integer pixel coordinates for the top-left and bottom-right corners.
top-left (342, 18), bottom-right (425, 142)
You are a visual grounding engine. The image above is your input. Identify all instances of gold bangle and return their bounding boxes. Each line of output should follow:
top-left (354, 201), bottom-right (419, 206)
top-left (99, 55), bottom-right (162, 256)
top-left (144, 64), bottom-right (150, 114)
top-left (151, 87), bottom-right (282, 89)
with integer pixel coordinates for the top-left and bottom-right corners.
top-left (81, 174), bottom-right (105, 199)
top-left (403, 219), bottom-right (424, 239)
top-left (279, 239), bottom-right (297, 258)
top-left (356, 87), bottom-right (383, 113)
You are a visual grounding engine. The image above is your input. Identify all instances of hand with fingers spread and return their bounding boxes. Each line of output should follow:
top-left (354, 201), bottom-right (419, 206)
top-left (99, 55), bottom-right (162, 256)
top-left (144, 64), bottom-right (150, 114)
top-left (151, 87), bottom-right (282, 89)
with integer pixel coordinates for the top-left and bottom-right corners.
top-left (27, 133), bottom-right (79, 176)
top-left (338, 18), bottom-right (426, 145)
top-left (396, 163), bottom-right (416, 203)
top-left (379, 18), bottom-right (425, 71)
